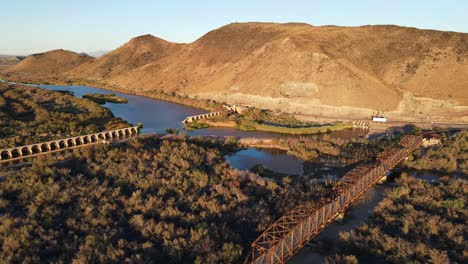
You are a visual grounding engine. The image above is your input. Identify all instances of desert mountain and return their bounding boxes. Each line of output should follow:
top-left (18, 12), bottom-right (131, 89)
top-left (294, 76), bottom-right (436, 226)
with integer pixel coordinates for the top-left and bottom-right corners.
top-left (3, 49), bottom-right (93, 81)
top-left (3, 23), bottom-right (467, 121)
top-left (0, 55), bottom-right (25, 71)
top-left (69, 34), bottom-right (182, 80)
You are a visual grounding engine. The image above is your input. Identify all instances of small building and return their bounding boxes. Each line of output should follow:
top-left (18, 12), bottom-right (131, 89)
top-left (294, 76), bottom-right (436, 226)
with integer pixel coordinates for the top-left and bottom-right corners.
top-left (223, 104), bottom-right (249, 114)
top-left (422, 133), bottom-right (441, 147)
top-left (371, 116), bottom-right (387, 122)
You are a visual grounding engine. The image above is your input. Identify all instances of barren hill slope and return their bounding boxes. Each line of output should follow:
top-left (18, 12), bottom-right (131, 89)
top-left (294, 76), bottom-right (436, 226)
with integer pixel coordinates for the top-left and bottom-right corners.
top-left (3, 49), bottom-right (93, 81)
top-left (85, 23), bottom-right (466, 118)
top-left (0, 55), bottom-right (25, 71)
top-left (3, 23), bottom-right (467, 121)
top-left (69, 34), bottom-right (182, 80)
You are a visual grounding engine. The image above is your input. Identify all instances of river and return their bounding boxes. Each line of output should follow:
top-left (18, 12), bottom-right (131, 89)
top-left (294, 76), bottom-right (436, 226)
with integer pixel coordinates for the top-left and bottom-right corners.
top-left (30, 83), bottom-right (365, 177)
top-left (34, 84), bottom-right (366, 139)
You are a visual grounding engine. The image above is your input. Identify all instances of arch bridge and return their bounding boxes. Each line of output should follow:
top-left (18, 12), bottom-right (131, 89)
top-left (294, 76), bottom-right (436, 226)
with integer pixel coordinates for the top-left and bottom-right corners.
top-left (245, 135), bottom-right (422, 264)
top-left (182, 111), bottom-right (223, 123)
top-left (0, 126), bottom-right (139, 163)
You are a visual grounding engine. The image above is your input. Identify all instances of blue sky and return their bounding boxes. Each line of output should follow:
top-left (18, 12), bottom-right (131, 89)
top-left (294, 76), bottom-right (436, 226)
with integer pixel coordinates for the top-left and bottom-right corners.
top-left (2, 0), bottom-right (467, 55)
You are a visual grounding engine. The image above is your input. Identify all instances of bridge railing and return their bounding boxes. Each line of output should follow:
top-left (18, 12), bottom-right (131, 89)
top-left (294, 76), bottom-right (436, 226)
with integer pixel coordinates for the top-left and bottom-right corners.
top-left (246, 135), bottom-right (422, 264)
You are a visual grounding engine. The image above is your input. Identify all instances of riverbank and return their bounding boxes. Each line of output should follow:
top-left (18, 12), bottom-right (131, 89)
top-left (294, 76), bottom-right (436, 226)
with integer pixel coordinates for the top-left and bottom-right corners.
top-left (3, 76), bottom-right (354, 136)
top-left (0, 75), bottom-right (221, 112)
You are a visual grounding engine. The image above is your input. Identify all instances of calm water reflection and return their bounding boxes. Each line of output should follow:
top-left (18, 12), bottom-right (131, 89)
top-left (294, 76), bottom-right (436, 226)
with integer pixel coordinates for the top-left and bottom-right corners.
top-left (30, 84), bottom-right (366, 175)
top-left (225, 148), bottom-right (304, 175)
top-left (33, 84), bottom-right (366, 139)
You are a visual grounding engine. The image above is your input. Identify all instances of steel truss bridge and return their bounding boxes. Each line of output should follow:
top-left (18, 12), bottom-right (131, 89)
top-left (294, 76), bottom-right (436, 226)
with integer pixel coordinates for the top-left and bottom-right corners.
top-left (245, 135), bottom-right (422, 264)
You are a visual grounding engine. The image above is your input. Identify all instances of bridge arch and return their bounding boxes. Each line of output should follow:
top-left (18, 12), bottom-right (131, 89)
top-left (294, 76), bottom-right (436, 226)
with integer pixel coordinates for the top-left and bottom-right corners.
top-left (58, 140), bottom-right (67, 149)
top-left (111, 131), bottom-right (118, 138)
top-left (40, 143), bottom-right (49, 152)
top-left (132, 127), bottom-right (138, 135)
top-left (105, 132), bottom-right (111, 139)
top-left (50, 141), bottom-right (59, 151)
top-left (31, 145), bottom-right (41, 154)
top-left (91, 134), bottom-right (98, 143)
top-left (1, 150), bottom-right (11, 160)
top-left (74, 137), bottom-right (83, 146)
top-left (82, 136), bottom-right (90, 144)
top-left (118, 130), bottom-right (124, 138)
top-left (11, 148), bottom-right (21, 158)
top-left (124, 128), bottom-right (130, 136)
top-left (21, 146), bottom-right (32, 156)
top-left (98, 133), bottom-right (105, 140)
top-left (67, 138), bottom-right (75, 147)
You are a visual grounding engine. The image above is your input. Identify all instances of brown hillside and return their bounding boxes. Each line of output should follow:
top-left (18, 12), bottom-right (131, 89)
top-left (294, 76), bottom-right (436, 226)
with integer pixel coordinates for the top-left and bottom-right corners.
top-left (69, 34), bottom-right (183, 80)
top-left (3, 23), bottom-right (467, 121)
top-left (85, 23), bottom-right (467, 113)
top-left (3, 49), bottom-right (93, 81)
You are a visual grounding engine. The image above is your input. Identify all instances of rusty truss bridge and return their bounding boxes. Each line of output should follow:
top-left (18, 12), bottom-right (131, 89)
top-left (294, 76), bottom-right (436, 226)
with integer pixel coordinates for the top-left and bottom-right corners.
top-left (245, 135), bottom-right (422, 264)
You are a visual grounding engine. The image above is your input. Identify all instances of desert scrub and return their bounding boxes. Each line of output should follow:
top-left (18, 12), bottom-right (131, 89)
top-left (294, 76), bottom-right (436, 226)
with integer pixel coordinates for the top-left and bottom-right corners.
top-left (329, 176), bottom-right (467, 263)
top-left (403, 130), bottom-right (468, 174)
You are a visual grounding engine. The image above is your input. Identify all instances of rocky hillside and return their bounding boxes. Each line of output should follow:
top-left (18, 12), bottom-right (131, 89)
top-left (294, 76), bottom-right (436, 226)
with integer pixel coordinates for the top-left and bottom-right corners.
top-left (2, 49), bottom-right (93, 82)
top-left (2, 23), bottom-right (467, 121)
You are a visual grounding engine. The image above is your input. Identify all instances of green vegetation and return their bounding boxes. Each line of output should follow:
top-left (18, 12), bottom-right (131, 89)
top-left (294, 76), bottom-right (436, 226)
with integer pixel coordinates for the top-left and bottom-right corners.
top-left (0, 136), bottom-right (334, 263)
top-left (82, 93), bottom-right (128, 104)
top-left (184, 122), bottom-right (209, 131)
top-left (327, 176), bottom-right (466, 264)
top-left (404, 130), bottom-right (468, 174)
top-left (241, 108), bottom-right (319, 128)
top-left (199, 108), bottom-right (354, 135)
top-left (238, 120), bottom-right (353, 134)
top-left (0, 83), bottom-right (130, 148)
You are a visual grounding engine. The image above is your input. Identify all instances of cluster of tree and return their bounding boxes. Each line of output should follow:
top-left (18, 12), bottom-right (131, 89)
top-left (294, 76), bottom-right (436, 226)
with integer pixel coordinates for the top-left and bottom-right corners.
top-left (0, 135), bottom-right (333, 263)
top-left (404, 130), bottom-right (468, 174)
top-left (0, 83), bottom-right (130, 148)
top-left (326, 175), bottom-right (466, 264)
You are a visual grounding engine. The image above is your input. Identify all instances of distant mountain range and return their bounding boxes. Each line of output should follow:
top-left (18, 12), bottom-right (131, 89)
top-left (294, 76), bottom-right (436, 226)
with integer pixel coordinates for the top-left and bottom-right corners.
top-left (84, 50), bottom-right (109, 58)
top-left (1, 22), bottom-right (467, 122)
top-left (0, 55), bottom-right (26, 71)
